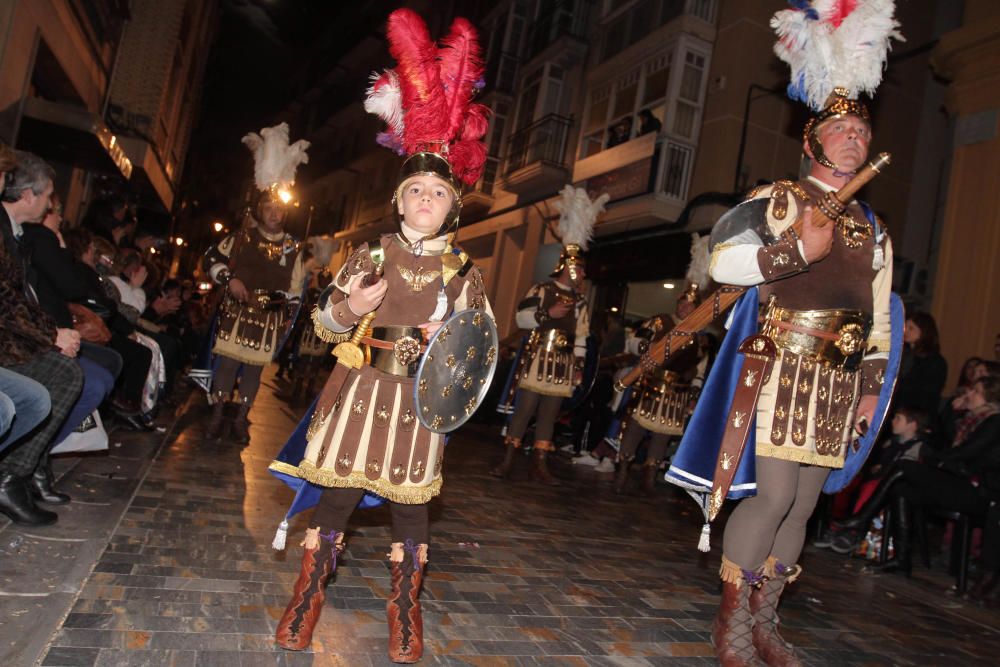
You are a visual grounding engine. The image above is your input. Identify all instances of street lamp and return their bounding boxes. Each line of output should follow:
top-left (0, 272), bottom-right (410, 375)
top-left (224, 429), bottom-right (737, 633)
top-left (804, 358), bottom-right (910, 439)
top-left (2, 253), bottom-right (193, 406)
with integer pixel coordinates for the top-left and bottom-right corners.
top-left (175, 237), bottom-right (184, 246)
top-left (213, 221), bottom-right (224, 232)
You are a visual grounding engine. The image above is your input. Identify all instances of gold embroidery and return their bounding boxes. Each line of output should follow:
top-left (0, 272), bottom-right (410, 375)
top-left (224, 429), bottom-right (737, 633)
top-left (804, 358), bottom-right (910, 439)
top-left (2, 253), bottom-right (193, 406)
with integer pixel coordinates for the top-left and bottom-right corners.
top-left (721, 453), bottom-right (734, 471)
top-left (744, 369), bottom-right (759, 387)
top-left (732, 411), bottom-right (747, 429)
top-left (411, 460), bottom-right (426, 478)
top-left (397, 265), bottom-right (441, 292)
top-left (366, 458), bottom-right (381, 474)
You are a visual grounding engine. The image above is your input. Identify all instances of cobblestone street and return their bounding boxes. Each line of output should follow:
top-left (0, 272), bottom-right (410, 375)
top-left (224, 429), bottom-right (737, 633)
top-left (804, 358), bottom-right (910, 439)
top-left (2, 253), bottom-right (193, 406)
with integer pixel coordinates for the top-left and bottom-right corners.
top-left (2, 369), bottom-right (998, 665)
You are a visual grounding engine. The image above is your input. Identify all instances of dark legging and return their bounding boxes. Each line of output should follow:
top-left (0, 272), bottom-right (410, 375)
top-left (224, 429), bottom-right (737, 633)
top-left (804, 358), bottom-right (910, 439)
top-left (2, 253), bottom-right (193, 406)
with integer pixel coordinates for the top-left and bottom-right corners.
top-left (212, 356), bottom-right (264, 404)
top-left (312, 487), bottom-right (430, 545)
top-left (723, 456), bottom-right (830, 569)
top-left (508, 389), bottom-right (563, 442)
top-left (619, 423), bottom-right (671, 462)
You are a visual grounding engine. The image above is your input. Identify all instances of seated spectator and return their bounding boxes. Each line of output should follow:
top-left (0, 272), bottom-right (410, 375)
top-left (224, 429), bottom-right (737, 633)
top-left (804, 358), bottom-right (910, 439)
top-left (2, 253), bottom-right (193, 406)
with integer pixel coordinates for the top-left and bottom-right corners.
top-left (825, 407), bottom-right (929, 553)
top-left (0, 369), bottom-right (50, 455)
top-left (0, 148), bottom-right (87, 525)
top-left (63, 228), bottom-right (158, 428)
top-left (20, 195), bottom-right (124, 384)
top-left (868, 373), bottom-right (1000, 576)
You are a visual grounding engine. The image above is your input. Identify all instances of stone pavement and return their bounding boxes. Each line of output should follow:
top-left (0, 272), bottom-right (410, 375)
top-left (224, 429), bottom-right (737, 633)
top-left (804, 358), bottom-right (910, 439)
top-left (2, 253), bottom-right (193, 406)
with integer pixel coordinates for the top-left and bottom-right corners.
top-left (4, 368), bottom-right (998, 665)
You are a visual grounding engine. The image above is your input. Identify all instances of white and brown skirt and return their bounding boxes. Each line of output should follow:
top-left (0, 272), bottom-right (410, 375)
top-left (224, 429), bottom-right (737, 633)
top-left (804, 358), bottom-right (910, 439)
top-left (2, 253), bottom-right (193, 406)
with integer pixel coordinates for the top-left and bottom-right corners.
top-left (287, 364), bottom-right (443, 504)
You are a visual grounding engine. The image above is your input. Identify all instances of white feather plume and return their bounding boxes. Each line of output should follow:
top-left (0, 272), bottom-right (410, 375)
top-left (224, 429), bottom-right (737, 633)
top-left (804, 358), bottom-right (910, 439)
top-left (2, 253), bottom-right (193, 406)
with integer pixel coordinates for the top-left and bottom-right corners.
top-left (307, 235), bottom-right (337, 267)
top-left (553, 185), bottom-right (609, 250)
top-left (772, 0), bottom-right (903, 111)
top-left (685, 232), bottom-right (711, 291)
top-left (364, 70), bottom-right (404, 135)
top-left (242, 122), bottom-right (311, 192)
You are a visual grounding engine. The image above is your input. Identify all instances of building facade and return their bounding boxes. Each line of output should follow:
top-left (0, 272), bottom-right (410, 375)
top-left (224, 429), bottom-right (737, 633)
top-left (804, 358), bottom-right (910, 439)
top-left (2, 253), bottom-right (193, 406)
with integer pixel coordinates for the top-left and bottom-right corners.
top-left (284, 0), bottom-right (968, 360)
top-left (0, 0), bottom-right (215, 222)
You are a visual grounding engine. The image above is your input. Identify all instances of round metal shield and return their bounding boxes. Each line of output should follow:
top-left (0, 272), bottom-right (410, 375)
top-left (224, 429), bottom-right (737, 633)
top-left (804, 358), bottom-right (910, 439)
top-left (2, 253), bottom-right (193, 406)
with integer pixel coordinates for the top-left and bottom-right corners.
top-left (414, 309), bottom-right (499, 433)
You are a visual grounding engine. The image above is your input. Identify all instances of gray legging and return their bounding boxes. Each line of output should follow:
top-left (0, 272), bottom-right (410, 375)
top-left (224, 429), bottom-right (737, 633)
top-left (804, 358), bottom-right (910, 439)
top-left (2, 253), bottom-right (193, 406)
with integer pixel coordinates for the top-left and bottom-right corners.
top-left (722, 456), bottom-right (830, 569)
top-left (507, 389), bottom-right (563, 442)
top-left (212, 356), bottom-right (264, 405)
top-left (619, 424), bottom-right (671, 462)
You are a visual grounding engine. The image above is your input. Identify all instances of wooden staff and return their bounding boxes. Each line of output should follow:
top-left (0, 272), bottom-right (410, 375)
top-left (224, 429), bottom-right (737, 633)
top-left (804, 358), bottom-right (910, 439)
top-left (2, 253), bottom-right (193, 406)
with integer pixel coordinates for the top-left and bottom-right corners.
top-left (616, 152), bottom-right (891, 390)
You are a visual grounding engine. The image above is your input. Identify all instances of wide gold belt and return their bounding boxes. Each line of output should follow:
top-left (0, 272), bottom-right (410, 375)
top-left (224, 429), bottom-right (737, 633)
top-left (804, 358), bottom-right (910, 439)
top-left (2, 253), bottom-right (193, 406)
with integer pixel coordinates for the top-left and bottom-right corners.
top-left (224, 289), bottom-right (283, 315)
top-left (761, 306), bottom-right (871, 369)
top-left (641, 369), bottom-right (681, 390)
top-left (529, 328), bottom-right (572, 353)
top-left (363, 325), bottom-right (425, 377)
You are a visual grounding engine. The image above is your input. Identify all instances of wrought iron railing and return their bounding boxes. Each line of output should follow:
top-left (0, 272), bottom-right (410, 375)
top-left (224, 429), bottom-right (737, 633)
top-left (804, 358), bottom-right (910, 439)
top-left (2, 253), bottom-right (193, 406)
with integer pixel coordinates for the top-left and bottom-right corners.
top-left (504, 114), bottom-right (572, 176)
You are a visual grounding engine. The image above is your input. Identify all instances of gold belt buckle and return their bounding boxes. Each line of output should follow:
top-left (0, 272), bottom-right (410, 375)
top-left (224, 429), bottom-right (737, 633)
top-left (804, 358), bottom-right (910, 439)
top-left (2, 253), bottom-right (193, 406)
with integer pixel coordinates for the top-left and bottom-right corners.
top-left (835, 322), bottom-right (865, 356)
top-left (393, 336), bottom-right (422, 366)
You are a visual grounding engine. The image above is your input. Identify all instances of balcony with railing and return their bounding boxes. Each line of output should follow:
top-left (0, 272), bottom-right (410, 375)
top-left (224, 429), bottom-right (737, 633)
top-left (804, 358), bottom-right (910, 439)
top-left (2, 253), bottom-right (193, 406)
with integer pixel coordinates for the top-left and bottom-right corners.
top-left (502, 114), bottom-right (572, 196)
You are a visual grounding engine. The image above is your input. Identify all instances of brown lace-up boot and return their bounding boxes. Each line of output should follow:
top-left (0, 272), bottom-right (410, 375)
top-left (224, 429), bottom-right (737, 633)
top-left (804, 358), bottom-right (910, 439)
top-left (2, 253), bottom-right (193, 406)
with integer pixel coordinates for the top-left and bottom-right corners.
top-left (387, 540), bottom-right (426, 663)
top-left (205, 392), bottom-right (227, 439)
top-left (750, 557), bottom-right (803, 666)
top-left (712, 556), bottom-right (763, 667)
top-left (640, 461), bottom-right (660, 496)
top-left (530, 440), bottom-right (561, 486)
top-left (275, 528), bottom-right (344, 650)
top-left (490, 435), bottom-right (520, 478)
top-left (231, 400), bottom-right (252, 444)
top-left (613, 456), bottom-right (631, 495)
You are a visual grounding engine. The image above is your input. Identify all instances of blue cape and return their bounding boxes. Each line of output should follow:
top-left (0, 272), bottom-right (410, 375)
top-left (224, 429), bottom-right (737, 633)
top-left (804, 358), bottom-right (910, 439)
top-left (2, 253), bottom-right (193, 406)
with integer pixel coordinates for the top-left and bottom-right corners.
top-left (269, 396), bottom-right (387, 524)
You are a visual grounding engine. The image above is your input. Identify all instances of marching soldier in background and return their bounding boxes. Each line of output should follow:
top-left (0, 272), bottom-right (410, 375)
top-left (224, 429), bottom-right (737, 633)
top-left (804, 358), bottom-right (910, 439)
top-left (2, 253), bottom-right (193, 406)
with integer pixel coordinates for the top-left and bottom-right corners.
top-left (491, 186), bottom-right (607, 486)
top-left (203, 123), bottom-right (309, 443)
top-left (278, 236), bottom-right (337, 405)
top-left (613, 283), bottom-right (706, 495)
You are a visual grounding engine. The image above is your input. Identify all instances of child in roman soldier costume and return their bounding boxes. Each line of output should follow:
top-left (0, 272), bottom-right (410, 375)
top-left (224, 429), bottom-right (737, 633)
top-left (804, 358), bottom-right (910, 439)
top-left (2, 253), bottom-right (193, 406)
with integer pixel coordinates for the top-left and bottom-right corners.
top-left (268, 9), bottom-right (493, 663)
top-left (491, 185), bottom-right (607, 485)
top-left (202, 123), bottom-right (309, 442)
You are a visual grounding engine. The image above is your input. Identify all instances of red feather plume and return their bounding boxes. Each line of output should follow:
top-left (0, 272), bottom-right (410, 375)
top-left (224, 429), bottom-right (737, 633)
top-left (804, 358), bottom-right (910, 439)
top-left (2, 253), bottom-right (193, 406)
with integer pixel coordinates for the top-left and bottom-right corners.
top-left (438, 18), bottom-right (486, 142)
top-left (370, 9), bottom-right (490, 185)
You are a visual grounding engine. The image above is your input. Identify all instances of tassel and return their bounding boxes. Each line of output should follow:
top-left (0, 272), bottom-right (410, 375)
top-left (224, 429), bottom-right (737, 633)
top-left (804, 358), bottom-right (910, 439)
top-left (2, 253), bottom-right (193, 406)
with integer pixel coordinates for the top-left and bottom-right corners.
top-left (272, 519), bottom-right (289, 551)
top-left (429, 288), bottom-right (448, 322)
top-left (698, 522), bottom-right (711, 553)
top-left (872, 244), bottom-right (884, 271)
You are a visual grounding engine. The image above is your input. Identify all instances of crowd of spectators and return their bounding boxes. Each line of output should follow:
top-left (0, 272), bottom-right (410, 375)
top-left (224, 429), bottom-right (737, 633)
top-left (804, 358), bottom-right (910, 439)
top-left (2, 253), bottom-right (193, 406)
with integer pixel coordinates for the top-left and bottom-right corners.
top-left (813, 309), bottom-right (1000, 607)
top-left (0, 146), bottom-right (206, 527)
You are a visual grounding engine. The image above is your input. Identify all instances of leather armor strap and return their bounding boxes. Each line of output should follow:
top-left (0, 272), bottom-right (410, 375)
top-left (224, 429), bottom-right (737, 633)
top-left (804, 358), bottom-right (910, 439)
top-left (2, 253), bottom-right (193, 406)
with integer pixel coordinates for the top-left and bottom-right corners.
top-left (708, 334), bottom-right (778, 521)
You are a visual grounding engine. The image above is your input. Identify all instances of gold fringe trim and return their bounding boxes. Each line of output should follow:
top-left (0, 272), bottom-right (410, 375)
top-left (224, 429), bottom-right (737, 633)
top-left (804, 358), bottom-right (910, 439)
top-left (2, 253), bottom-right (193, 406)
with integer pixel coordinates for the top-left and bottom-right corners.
top-left (720, 555), bottom-right (745, 588)
top-left (755, 443), bottom-right (844, 469)
top-left (294, 460), bottom-right (443, 504)
top-left (268, 460), bottom-right (303, 477)
top-left (763, 555), bottom-right (802, 583)
top-left (311, 306), bottom-right (352, 344)
top-left (533, 440), bottom-right (555, 452)
top-left (763, 555), bottom-right (779, 579)
top-left (503, 435), bottom-right (522, 449)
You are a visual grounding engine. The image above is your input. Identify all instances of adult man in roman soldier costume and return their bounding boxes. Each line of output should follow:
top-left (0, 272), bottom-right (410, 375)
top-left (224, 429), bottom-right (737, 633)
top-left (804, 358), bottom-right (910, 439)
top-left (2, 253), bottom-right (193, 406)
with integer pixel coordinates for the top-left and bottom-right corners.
top-left (490, 185), bottom-right (607, 485)
top-left (665, 2), bottom-right (904, 665)
top-left (268, 9), bottom-right (494, 662)
top-left (202, 123), bottom-right (309, 443)
top-left (612, 282), bottom-right (707, 496)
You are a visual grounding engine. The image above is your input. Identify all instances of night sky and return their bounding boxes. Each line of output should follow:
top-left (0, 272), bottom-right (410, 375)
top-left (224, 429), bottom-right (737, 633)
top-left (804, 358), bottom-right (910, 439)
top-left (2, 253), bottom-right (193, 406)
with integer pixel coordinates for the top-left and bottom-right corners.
top-left (181, 1), bottom-right (400, 226)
